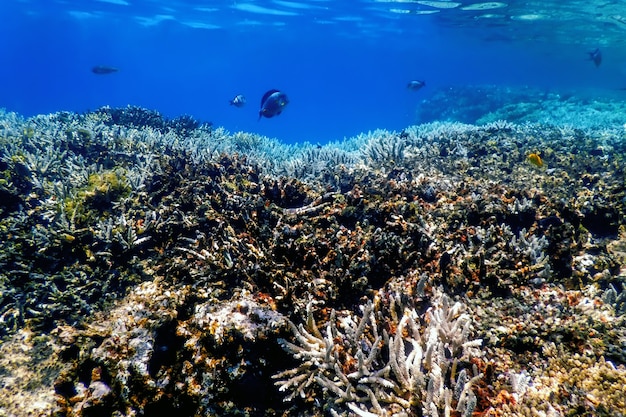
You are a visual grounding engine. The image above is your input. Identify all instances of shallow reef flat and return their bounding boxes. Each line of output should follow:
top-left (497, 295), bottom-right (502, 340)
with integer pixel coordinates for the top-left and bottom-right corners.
top-left (1, 107), bottom-right (625, 417)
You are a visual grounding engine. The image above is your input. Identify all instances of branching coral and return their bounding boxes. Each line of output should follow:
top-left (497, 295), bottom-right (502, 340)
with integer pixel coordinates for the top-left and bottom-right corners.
top-left (273, 290), bottom-right (483, 416)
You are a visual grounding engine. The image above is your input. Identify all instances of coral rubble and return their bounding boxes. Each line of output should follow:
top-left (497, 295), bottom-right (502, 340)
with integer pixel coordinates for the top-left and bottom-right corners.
top-left (1, 105), bottom-right (626, 416)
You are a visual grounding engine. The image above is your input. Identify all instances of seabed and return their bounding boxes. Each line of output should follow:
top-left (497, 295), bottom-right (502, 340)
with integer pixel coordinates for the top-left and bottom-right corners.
top-left (1, 95), bottom-right (625, 417)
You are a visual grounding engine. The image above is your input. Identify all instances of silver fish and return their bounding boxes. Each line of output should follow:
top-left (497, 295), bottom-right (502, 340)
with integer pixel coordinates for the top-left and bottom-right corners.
top-left (229, 94), bottom-right (246, 108)
top-left (407, 80), bottom-right (426, 91)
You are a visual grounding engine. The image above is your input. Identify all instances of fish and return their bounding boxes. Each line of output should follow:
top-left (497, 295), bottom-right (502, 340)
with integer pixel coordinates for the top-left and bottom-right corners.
top-left (259, 89), bottom-right (289, 120)
top-left (527, 153), bottom-right (543, 168)
top-left (229, 94), bottom-right (246, 108)
top-left (588, 48), bottom-right (602, 67)
top-left (538, 215), bottom-right (563, 231)
top-left (92, 65), bottom-right (119, 75)
top-left (407, 80), bottom-right (426, 91)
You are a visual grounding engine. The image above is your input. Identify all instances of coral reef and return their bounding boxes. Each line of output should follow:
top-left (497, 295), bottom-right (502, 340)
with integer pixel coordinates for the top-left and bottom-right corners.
top-left (417, 85), bottom-right (626, 129)
top-left (87, 105), bottom-right (210, 135)
top-left (1, 105), bottom-right (626, 416)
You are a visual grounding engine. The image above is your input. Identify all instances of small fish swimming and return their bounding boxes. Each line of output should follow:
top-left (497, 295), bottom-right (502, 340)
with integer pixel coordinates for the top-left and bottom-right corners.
top-left (407, 80), bottom-right (426, 91)
top-left (92, 65), bottom-right (119, 75)
top-left (229, 94), bottom-right (246, 108)
top-left (588, 48), bottom-right (602, 67)
top-left (259, 89), bottom-right (289, 120)
top-left (527, 153), bottom-right (543, 168)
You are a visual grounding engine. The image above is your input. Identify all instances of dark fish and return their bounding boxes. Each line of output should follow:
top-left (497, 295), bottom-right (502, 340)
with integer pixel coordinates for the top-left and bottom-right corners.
top-left (588, 48), bottom-right (602, 67)
top-left (92, 65), bottom-right (119, 75)
top-left (538, 215), bottom-right (562, 232)
top-left (229, 94), bottom-right (246, 108)
top-left (407, 80), bottom-right (426, 91)
top-left (259, 89), bottom-right (289, 120)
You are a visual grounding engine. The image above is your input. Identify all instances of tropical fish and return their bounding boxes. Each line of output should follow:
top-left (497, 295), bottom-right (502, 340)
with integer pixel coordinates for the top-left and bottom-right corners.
top-left (527, 153), bottom-right (543, 168)
top-left (259, 89), bottom-right (289, 120)
top-left (92, 65), bottom-right (119, 75)
top-left (588, 48), bottom-right (602, 67)
top-left (407, 80), bottom-right (426, 91)
top-left (229, 94), bottom-right (246, 108)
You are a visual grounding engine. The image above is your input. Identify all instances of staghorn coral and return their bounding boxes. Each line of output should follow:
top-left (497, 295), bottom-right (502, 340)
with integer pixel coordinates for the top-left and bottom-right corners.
top-left (86, 105), bottom-right (210, 135)
top-left (603, 282), bottom-right (626, 316)
top-left (273, 290), bottom-right (483, 416)
top-left (362, 130), bottom-right (407, 171)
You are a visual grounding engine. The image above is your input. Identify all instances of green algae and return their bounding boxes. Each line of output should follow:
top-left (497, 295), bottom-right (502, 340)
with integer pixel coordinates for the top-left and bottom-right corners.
top-left (61, 168), bottom-right (131, 227)
top-left (87, 169), bottom-right (128, 207)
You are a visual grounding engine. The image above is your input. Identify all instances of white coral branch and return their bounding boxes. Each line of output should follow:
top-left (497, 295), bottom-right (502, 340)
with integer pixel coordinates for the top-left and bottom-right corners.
top-left (274, 290), bottom-right (483, 416)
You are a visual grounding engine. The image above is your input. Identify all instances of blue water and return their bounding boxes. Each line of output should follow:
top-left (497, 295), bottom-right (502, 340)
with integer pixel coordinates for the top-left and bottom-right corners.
top-left (1, 1), bottom-right (625, 144)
